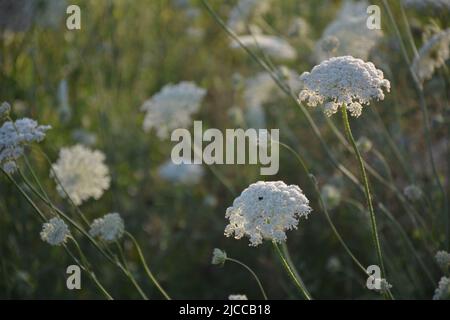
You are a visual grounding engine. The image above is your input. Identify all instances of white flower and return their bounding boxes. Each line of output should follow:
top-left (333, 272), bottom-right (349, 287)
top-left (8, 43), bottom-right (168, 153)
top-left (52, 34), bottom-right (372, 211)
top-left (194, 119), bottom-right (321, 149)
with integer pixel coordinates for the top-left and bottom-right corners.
top-left (375, 279), bottom-right (393, 294)
top-left (314, 0), bottom-right (383, 62)
top-left (89, 213), bottom-right (124, 242)
top-left (298, 56), bottom-right (390, 117)
top-left (243, 72), bottom-right (276, 108)
top-left (225, 181), bottom-right (312, 246)
top-left (227, 0), bottom-right (271, 34)
top-left (0, 117), bottom-right (51, 173)
top-left (51, 145), bottom-right (110, 205)
top-left (228, 294), bottom-right (248, 300)
top-left (321, 184), bottom-right (341, 209)
top-left (211, 248), bottom-right (227, 265)
top-left (158, 158), bottom-right (204, 185)
top-left (0, 102), bottom-right (11, 118)
top-left (231, 35), bottom-right (297, 61)
top-left (40, 217), bottom-right (70, 246)
top-left (356, 136), bottom-right (373, 153)
top-left (433, 277), bottom-right (450, 300)
top-left (141, 82), bottom-right (206, 139)
top-left (403, 185), bottom-right (423, 201)
top-left (412, 28), bottom-right (450, 83)
top-left (435, 251), bottom-right (450, 269)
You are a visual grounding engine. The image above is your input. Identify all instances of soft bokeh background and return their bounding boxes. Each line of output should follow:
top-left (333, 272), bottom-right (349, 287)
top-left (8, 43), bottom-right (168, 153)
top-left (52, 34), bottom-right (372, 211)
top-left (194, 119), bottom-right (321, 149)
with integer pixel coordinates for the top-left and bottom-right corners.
top-left (0, 0), bottom-right (449, 299)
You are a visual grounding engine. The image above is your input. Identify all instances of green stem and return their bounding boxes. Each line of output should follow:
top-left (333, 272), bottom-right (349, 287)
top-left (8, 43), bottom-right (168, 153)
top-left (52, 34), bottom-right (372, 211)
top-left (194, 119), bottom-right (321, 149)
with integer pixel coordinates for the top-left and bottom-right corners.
top-left (226, 257), bottom-right (268, 300)
top-left (125, 232), bottom-right (171, 300)
top-left (273, 242), bottom-right (312, 300)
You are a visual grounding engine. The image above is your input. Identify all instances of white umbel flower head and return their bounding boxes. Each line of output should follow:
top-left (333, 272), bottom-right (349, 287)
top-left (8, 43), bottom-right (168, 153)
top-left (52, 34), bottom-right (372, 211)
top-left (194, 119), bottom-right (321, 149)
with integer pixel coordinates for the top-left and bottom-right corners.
top-left (89, 212), bottom-right (124, 242)
top-left (412, 28), bottom-right (450, 83)
top-left (231, 35), bottom-right (297, 61)
top-left (228, 294), bottom-right (248, 300)
top-left (141, 82), bottom-right (206, 139)
top-left (433, 277), bottom-right (450, 300)
top-left (51, 145), bottom-right (110, 205)
top-left (0, 117), bottom-right (51, 173)
top-left (0, 102), bottom-right (11, 118)
top-left (225, 181), bottom-right (312, 246)
top-left (298, 56), bottom-right (390, 117)
top-left (158, 158), bottom-right (204, 185)
top-left (435, 251), bottom-right (450, 270)
top-left (40, 217), bottom-right (70, 246)
top-left (211, 248), bottom-right (227, 265)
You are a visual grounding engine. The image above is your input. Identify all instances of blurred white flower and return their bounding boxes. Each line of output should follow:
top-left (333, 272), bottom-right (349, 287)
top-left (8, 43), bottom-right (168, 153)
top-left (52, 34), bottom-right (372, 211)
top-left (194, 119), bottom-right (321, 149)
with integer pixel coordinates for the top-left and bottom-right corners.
top-left (288, 17), bottom-right (310, 38)
top-left (228, 294), bottom-right (248, 300)
top-left (211, 248), bottom-right (227, 265)
top-left (231, 35), bottom-right (297, 61)
top-left (141, 82), bottom-right (206, 139)
top-left (158, 158), bottom-right (204, 185)
top-left (435, 251), bottom-right (450, 269)
top-left (243, 72), bottom-right (276, 107)
top-left (0, 102), bottom-right (11, 118)
top-left (433, 277), bottom-right (450, 300)
top-left (225, 181), bottom-right (312, 246)
top-left (375, 279), bottom-right (393, 294)
top-left (321, 184), bottom-right (341, 209)
top-left (227, 0), bottom-right (271, 34)
top-left (51, 145), bottom-right (110, 205)
top-left (298, 56), bottom-right (390, 117)
top-left (0, 117), bottom-right (51, 173)
top-left (89, 213), bottom-right (124, 242)
top-left (356, 136), bottom-right (373, 153)
top-left (412, 28), bottom-right (450, 83)
top-left (40, 217), bottom-right (70, 246)
top-left (314, 0), bottom-right (383, 62)
top-left (403, 185), bottom-right (423, 201)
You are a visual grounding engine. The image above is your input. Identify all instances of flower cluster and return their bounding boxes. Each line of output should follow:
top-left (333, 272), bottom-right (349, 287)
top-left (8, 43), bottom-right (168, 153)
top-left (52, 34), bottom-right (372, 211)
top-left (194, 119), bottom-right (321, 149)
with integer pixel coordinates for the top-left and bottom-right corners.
top-left (433, 277), bottom-right (450, 300)
top-left (158, 158), bottom-right (204, 185)
top-left (141, 82), bottom-right (206, 139)
top-left (231, 35), bottom-right (297, 61)
top-left (435, 251), bottom-right (450, 270)
top-left (0, 116), bottom-right (51, 173)
top-left (211, 248), bottom-right (227, 265)
top-left (225, 181), bottom-right (312, 246)
top-left (40, 217), bottom-right (70, 246)
top-left (227, 0), bottom-right (271, 34)
top-left (51, 145), bottom-right (110, 205)
top-left (314, 0), bottom-right (382, 62)
top-left (298, 56), bottom-right (390, 117)
top-left (89, 213), bottom-right (125, 242)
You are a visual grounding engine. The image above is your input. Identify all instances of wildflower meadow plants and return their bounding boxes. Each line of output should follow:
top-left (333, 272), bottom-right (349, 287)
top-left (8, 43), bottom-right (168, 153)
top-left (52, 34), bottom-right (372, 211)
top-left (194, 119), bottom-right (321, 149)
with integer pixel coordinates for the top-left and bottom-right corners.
top-left (1, 0), bottom-right (450, 301)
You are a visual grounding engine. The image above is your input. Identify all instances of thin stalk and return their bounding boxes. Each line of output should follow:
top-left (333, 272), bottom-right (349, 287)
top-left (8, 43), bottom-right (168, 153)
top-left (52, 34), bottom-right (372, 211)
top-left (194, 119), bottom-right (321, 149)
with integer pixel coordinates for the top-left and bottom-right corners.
top-left (125, 232), bottom-right (171, 300)
top-left (273, 242), bottom-right (312, 300)
top-left (226, 257), bottom-right (268, 300)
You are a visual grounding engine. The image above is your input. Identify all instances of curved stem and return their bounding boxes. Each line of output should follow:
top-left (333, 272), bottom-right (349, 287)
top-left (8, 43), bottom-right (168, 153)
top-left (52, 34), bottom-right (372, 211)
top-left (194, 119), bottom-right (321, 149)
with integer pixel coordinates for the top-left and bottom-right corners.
top-left (273, 242), bottom-right (312, 300)
top-left (125, 232), bottom-right (171, 300)
top-left (341, 107), bottom-right (391, 299)
top-left (226, 257), bottom-right (268, 300)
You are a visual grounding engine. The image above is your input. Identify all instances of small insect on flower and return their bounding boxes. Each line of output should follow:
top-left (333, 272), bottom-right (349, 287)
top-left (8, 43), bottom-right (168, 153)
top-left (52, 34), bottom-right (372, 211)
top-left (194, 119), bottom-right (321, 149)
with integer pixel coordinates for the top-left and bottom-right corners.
top-left (40, 217), bottom-right (70, 246)
top-left (225, 181), bottom-right (312, 246)
top-left (435, 251), bottom-right (450, 270)
top-left (298, 56), bottom-right (390, 118)
top-left (141, 82), bottom-right (206, 140)
top-left (89, 213), bottom-right (125, 242)
top-left (228, 294), bottom-right (248, 300)
top-left (211, 248), bottom-right (227, 265)
top-left (433, 277), bottom-right (450, 300)
top-left (51, 145), bottom-right (111, 206)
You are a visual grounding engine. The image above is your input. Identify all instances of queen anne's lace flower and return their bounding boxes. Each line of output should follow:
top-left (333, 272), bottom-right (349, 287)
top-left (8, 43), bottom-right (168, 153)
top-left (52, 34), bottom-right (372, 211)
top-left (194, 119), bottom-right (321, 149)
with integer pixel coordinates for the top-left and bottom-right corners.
top-left (141, 82), bottom-right (206, 139)
top-left (0, 117), bottom-right (51, 173)
top-left (225, 181), bottom-right (312, 246)
top-left (228, 294), bottom-right (248, 300)
top-left (89, 213), bottom-right (124, 242)
top-left (158, 158), bottom-right (204, 185)
top-left (211, 248), bottom-right (227, 265)
top-left (412, 28), bottom-right (450, 83)
top-left (435, 251), bottom-right (450, 269)
top-left (40, 217), bottom-right (70, 246)
top-left (0, 102), bottom-right (10, 118)
top-left (227, 0), bottom-right (271, 34)
top-left (433, 277), bottom-right (450, 300)
top-left (231, 35), bottom-right (297, 61)
top-left (298, 56), bottom-right (390, 117)
top-left (314, 0), bottom-right (383, 62)
top-left (51, 145), bottom-right (110, 205)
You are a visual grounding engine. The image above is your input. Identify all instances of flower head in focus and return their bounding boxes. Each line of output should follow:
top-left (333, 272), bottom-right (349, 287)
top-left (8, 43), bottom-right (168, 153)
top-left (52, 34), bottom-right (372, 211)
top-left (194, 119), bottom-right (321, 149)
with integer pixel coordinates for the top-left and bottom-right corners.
top-left (298, 56), bottom-right (390, 117)
top-left (141, 82), bottom-right (206, 139)
top-left (40, 217), bottom-right (70, 246)
top-left (211, 248), bottom-right (227, 265)
top-left (51, 145), bottom-right (110, 205)
top-left (228, 294), bottom-right (248, 300)
top-left (225, 181), bottom-right (312, 246)
top-left (433, 277), bottom-right (450, 300)
top-left (89, 212), bottom-right (124, 242)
